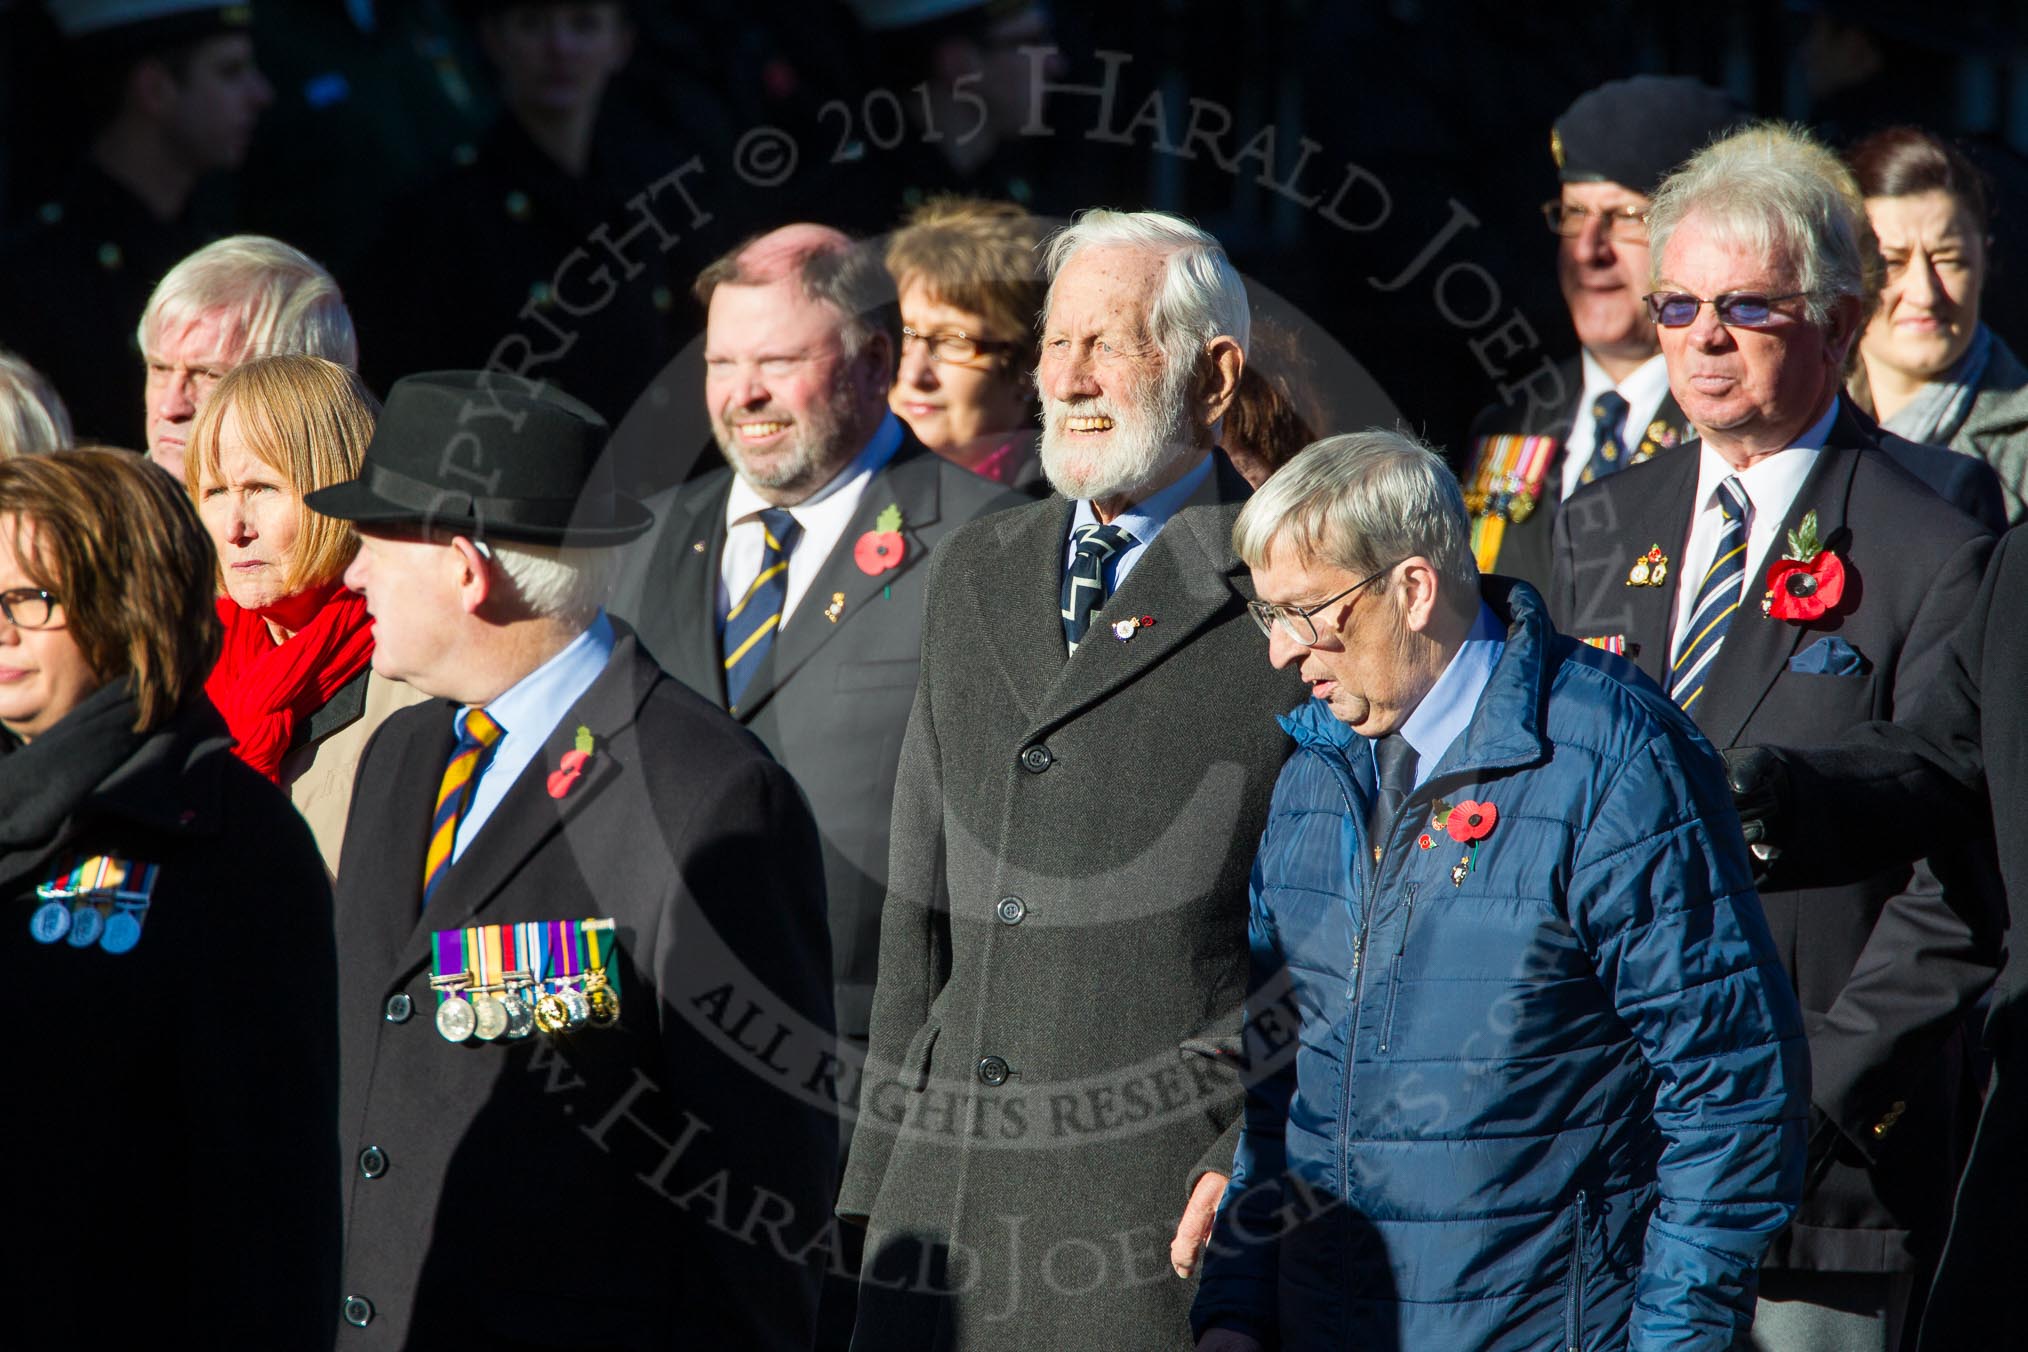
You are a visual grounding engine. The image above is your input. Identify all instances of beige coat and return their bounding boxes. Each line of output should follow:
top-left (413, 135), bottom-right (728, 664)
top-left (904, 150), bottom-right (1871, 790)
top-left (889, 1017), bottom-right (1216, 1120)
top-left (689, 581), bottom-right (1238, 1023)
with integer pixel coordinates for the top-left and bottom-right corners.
top-left (279, 672), bottom-right (430, 875)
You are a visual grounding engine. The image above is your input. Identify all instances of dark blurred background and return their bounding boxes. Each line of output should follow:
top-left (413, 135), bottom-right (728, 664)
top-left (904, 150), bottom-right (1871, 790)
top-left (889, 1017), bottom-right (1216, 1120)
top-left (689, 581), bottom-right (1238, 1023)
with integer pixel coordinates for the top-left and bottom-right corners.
top-left (3, 0), bottom-right (2025, 487)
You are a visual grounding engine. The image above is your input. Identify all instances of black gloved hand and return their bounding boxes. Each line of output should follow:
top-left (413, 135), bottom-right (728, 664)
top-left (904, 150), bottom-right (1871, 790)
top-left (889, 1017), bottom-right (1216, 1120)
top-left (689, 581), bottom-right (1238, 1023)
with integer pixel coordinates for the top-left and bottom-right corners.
top-left (1723, 746), bottom-right (1792, 871)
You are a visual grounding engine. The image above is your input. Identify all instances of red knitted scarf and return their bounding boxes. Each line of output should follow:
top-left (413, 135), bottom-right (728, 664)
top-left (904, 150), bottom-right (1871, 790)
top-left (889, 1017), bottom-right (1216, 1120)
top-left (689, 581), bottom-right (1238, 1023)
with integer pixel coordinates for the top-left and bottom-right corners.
top-left (205, 583), bottom-right (376, 781)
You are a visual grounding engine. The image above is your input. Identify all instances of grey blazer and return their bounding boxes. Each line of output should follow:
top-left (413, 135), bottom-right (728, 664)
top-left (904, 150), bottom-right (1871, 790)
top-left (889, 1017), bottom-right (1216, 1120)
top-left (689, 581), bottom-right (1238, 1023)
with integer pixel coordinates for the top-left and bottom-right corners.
top-left (837, 458), bottom-right (1303, 1352)
top-left (614, 434), bottom-right (1020, 1046)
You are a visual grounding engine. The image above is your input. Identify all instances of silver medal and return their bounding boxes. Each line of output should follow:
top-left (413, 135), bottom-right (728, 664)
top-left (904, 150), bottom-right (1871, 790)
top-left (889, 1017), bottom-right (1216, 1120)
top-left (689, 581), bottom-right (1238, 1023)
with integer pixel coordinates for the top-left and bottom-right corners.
top-left (65, 904), bottom-right (103, 948)
top-left (500, 990), bottom-right (535, 1039)
top-left (29, 900), bottom-right (70, 944)
top-left (560, 987), bottom-right (591, 1028)
top-left (471, 993), bottom-right (509, 1041)
top-left (436, 996), bottom-right (477, 1042)
top-left (100, 910), bottom-right (142, 954)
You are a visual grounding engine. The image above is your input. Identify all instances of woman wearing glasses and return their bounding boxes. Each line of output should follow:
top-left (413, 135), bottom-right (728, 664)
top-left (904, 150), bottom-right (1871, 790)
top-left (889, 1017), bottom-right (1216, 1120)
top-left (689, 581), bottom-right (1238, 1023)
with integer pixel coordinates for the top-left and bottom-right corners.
top-left (1847, 127), bottom-right (2028, 525)
top-left (884, 196), bottom-right (1048, 492)
top-left (0, 448), bottom-right (336, 1344)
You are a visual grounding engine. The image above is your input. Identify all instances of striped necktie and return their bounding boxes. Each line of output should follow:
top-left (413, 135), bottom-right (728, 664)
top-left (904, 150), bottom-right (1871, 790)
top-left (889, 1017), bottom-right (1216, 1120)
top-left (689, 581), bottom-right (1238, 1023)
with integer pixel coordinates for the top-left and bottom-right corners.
top-left (722, 507), bottom-right (801, 710)
top-left (422, 707), bottom-right (505, 906)
top-left (1582, 389), bottom-right (1631, 483)
top-left (1060, 522), bottom-right (1135, 653)
top-left (1670, 475), bottom-right (1751, 712)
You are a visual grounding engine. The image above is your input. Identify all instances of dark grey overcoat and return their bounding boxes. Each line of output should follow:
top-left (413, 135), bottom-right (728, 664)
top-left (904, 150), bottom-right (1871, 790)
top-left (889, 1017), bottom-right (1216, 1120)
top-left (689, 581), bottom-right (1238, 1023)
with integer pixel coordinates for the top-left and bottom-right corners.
top-left (837, 460), bottom-right (1303, 1351)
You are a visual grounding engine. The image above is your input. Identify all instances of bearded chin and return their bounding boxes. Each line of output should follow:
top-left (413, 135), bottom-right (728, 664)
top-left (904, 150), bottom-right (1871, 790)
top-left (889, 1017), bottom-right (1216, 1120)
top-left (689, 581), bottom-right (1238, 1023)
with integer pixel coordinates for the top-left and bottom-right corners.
top-left (1040, 366), bottom-right (1195, 502)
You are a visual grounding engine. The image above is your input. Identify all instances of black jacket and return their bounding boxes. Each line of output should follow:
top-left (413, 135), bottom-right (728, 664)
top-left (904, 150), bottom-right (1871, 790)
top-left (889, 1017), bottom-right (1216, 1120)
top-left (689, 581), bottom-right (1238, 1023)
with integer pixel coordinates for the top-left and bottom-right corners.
top-left (1549, 411), bottom-right (2001, 1274)
top-left (0, 692), bottom-right (339, 1348)
top-left (332, 630), bottom-right (838, 1349)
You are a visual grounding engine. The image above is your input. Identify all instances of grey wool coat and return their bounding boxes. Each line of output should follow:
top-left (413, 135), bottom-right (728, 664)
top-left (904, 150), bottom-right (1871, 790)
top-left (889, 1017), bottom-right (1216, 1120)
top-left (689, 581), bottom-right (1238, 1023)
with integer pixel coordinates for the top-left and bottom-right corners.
top-left (837, 459), bottom-right (1303, 1352)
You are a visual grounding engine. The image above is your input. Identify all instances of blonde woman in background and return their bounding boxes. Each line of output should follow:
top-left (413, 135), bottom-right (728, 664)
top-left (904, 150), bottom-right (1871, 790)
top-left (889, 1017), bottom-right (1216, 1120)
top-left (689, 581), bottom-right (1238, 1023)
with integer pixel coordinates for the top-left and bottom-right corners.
top-left (185, 354), bottom-right (424, 873)
top-left (0, 350), bottom-right (73, 457)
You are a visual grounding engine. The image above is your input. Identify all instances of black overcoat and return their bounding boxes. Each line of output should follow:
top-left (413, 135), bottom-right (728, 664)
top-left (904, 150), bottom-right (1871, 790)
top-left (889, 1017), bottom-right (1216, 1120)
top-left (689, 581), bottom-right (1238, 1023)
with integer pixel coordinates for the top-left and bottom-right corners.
top-left (331, 632), bottom-right (839, 1348)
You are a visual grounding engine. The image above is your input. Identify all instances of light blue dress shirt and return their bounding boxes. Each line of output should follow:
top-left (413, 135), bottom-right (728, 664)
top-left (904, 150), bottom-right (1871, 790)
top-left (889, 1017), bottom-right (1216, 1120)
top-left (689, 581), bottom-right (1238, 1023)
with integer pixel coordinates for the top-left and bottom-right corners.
top-left (1063, 453), bottom-right (1214, 593)
top-left (450, 610), bottom-right (615, 863)
top-left (1375, 601), bottom-right (1506, 788)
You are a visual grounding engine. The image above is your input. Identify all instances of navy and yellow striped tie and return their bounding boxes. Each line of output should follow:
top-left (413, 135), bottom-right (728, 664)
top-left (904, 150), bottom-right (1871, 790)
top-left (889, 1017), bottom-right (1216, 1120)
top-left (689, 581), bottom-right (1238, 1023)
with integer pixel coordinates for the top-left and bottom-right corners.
top-left (422, 707), bottom-right (505, 906)
top-left (722, 507), bottom-right (801, 710)
top-left (1669, 475), bottom-right (1751, 712)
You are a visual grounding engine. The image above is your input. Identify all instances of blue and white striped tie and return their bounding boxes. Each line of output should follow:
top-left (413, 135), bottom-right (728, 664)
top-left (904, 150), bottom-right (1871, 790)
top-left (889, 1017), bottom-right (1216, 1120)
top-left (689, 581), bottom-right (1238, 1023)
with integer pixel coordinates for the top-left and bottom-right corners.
top-left (1060, 523), bottom-right (1135, 653)
top-left (1669, 475), bottom-right (1750, 712)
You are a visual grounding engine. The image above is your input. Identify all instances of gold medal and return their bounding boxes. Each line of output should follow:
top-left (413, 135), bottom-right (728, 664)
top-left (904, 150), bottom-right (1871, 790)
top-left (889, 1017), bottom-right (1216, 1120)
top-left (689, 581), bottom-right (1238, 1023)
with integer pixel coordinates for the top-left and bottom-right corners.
top-left (471, 993), bottom-right (509, 1041)
top-left (1507, 490), bottom-right (1536, 524)
top-left (534, 992), bottom-right (571, 1034)
top-left (586, 979), bottom-right (621, 1028)
top-left (437, 997), bottom-right (477, 1042)
top-left (1628, 559), bottom-right (1650, 586)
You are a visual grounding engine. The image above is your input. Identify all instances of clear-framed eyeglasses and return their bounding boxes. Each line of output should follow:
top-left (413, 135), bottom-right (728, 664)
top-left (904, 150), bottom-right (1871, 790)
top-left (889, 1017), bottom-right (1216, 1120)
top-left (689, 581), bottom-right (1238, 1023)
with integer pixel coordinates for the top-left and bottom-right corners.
top-left (0, 587), bottom-right (58, 629)
top-left (1248, 560), bottom-right (1404, 646)
top-left (1540, 199), bottom-right (1649, 242)
top-left (899, 326), bottom-right (1024, 365)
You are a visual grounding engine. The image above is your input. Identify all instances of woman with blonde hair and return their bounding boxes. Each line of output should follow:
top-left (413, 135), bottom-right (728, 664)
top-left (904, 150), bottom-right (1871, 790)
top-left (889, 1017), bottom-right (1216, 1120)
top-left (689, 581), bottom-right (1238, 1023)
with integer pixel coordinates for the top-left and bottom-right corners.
top-left (0, 349), bottom-right (72, 457)
top-left (186, 353), bottom-right (423, 871)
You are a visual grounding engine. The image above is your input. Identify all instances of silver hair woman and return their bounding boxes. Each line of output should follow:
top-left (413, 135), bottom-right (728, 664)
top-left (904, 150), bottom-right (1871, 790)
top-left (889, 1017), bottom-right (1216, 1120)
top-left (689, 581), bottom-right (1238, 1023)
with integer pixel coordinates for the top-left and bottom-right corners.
top-left (0, 349), bottom-right (73, 458)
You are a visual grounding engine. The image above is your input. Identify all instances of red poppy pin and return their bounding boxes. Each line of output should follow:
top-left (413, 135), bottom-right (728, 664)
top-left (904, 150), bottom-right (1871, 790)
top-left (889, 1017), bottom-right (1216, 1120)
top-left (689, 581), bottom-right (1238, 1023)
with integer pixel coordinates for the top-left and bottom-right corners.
top-left (547, 726), bottom-right (594, 799)
top-left (1445, 799), bottom-right (1498, 885)
top-left (854, 503), bottom-right (905, 576)
top-left (1761, 510), bottom-right (1846, 623)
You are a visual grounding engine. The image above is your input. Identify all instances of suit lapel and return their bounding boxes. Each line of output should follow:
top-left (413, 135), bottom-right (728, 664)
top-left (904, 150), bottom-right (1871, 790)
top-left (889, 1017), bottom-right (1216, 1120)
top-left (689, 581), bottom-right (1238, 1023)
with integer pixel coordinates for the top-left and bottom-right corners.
top-left (748, 437), bottom-right (946, 715)
top-left (388, 639), bottom-right (654, 984)
top-left (1692, 443), bottom-right (1860, 748)
top-left (1592, 449), bottom-right (1698, 686)
top-left (651, 481), bottom-right (731, 705)
top-left (974, 494), bottom-right (1078, 727)
top-left (359, 704), bottom-right (460, 980)
top-left (1029, 463), bottom-right (1246, 733)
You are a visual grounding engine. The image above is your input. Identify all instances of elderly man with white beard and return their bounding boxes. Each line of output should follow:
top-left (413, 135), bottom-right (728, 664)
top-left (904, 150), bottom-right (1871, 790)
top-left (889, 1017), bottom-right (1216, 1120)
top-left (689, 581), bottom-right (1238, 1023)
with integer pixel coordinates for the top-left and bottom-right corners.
top-left (837, 209), bottom-right (1304, 1352)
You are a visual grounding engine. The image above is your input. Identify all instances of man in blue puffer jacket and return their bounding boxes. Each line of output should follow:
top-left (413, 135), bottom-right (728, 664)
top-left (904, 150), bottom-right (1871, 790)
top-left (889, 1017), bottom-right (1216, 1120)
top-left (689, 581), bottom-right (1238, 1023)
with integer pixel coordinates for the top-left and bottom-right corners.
top-left (1191, 431), bottom-right (1808, 1351)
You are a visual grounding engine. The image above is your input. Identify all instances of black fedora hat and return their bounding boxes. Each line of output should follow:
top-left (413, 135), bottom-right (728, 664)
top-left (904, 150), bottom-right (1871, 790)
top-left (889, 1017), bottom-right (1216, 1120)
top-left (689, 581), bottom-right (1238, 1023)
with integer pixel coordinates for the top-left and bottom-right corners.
top-left (306, 371), bottom-right (652, 546)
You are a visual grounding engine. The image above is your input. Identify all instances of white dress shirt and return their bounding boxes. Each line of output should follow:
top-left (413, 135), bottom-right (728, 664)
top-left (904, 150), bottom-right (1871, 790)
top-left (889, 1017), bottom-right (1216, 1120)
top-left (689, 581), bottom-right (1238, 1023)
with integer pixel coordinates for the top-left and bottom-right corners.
top-left (1668, 400), bottom-right (1838, 653)
top-left (718, 414), bottom-right (905, 630)
top-left (1559, 351), bottom-right (1674, 500)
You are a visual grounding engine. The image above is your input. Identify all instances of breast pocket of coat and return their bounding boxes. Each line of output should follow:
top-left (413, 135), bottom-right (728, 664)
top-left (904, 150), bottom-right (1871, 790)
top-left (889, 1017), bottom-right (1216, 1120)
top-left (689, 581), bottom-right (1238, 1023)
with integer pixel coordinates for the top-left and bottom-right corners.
top-left (835, 658), bottom-right (922, 693)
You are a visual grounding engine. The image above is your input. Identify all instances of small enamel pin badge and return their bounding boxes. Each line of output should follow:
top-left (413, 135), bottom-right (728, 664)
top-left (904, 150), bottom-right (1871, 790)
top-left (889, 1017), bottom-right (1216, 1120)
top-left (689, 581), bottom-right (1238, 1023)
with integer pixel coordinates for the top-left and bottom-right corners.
top-left (1626, 545), bottom-right (1669, 587)
top-left (1110, 614), bottom-right (1156, 642)
top-left (824, 592), bottom-right (846, 623)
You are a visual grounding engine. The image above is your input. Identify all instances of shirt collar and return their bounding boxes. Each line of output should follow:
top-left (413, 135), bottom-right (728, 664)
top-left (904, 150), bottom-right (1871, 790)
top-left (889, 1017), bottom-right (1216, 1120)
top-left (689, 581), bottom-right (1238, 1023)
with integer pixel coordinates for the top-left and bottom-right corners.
top-left (1394, 601), bottom-right (1506, 773)
top-left (1692, 396), bottom-right (1838, 516)
top-left (465, 611), bottom-right (615, 743)
top-left (1068, 453), bottom-right (1214, 542)
top-left (725, 413), bottom-right (905, 526)
top-left (1579, 349), bottom-right (1671, 411)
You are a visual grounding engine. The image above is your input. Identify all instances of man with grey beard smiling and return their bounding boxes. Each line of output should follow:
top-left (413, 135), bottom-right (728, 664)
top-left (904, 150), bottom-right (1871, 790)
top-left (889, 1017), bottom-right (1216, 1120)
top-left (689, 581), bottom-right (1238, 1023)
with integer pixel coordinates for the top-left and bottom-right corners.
top-left (838, 209), bottom-right (1303, 1352)
top-left (614, 221), bottom-right (1018, 1349)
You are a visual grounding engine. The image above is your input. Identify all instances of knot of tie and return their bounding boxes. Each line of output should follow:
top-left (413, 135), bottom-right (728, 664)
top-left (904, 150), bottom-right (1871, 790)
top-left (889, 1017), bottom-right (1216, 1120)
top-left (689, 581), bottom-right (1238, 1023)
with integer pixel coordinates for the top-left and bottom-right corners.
top-left (1061, 523), bottom-right (1137, 653)
top-left (1585, 389), bottom-right (1632, 482)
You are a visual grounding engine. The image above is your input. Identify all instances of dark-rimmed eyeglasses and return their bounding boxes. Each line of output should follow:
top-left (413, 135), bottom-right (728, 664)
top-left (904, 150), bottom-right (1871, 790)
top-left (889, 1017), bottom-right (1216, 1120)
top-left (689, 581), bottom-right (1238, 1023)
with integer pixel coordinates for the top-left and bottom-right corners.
top-left (899, 326), bottom-right (1024, 365)
top-left (1540, 200), bottom-right (1649, 241)
top-left (1643, 290), bottom-right (1810, 329)
top-left (1248, 560), bottom-right (1404, 646)
top-left (0, 587), bottom-right (58, 630)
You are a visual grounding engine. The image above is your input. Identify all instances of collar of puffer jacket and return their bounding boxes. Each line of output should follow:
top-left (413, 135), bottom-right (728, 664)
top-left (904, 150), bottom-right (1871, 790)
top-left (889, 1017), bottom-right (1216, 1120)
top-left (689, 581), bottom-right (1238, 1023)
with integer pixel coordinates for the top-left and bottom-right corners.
top-left (1277, 575), bottom-right (1556, 789)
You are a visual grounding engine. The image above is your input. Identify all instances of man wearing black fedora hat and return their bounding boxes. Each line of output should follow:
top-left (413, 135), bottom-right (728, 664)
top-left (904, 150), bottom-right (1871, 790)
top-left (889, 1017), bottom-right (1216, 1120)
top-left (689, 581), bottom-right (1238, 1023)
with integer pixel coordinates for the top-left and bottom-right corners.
top-left (309, 370), bottom-right (839, 1348)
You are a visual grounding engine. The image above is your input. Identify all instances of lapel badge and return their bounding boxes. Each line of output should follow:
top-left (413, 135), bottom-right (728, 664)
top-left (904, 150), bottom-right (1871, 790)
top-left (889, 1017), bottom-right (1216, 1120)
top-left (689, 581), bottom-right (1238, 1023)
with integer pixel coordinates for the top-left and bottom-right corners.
top-left (1626, 545), bottom-right (1669, 587)
top-left (824, 591), bottom-right (846, 623)
top-left (1111, 614), bottom-right (1156, 642)
top-left (546, 726), bottom-right (594, 799)
top-left (1445, 799), bottom-right (1499, 886)
top-left (690, 540), bottom-right (706, 553)
top-left (1417, 833), bottom-right (1435, 850)
top-left (854, 503), bottom-right (907, 576)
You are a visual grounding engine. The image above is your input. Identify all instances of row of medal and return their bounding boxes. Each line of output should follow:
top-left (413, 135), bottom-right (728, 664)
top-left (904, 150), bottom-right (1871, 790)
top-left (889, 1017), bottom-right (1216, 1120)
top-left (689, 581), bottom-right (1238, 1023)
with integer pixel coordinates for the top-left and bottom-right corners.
top-left (28, 856), bottom-right (160, 954)
top-left (430, 917), bottom-right (622, 1044)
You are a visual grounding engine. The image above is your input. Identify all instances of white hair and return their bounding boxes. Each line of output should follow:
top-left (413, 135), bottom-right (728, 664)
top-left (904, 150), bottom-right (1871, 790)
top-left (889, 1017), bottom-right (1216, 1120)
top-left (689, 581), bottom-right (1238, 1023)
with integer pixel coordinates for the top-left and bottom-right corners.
top-left (487, 541), bottom-right (614, 625)
top-left (1040, 208), bottom-right (1252, 366)
top-left (1647, 122), bottom-right (1874, 328)
top-left (139, 235), bottom-right (359, 369)
top-left (0, 350), bottom-right (72, 457)
top-left (1233, 429), bottom-right (1479, 594)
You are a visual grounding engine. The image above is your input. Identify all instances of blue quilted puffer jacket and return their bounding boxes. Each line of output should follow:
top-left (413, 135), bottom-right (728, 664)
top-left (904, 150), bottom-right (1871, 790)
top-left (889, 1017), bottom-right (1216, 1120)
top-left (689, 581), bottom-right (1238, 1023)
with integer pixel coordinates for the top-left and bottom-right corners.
top-left (1193, 579), bottom-right (1808, 1352)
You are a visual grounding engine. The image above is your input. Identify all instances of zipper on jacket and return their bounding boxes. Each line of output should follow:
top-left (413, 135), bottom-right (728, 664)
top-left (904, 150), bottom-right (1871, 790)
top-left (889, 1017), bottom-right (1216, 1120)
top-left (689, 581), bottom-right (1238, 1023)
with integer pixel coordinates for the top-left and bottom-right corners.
top-left (1566, 1189), bottom-right (1589, 1352)
top-left (1377, 885), bottom-right (1418, 1053)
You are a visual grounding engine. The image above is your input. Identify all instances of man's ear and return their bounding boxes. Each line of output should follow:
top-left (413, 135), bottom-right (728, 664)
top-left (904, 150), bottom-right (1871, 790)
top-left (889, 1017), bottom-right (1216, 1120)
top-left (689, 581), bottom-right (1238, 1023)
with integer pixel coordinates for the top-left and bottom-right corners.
top-left (127, 57), bottom-right (179, 119)
top-left (857, 330), bottom-right (896, 400)
top-left (1398, 556), bottom-right (1442, 634)
top-left (1200, 337), bottom-right (1244, 432)
top-left (450, 536), bottom-right (496, 616)
top-left (1822, 293), bottom-right (1865, 371)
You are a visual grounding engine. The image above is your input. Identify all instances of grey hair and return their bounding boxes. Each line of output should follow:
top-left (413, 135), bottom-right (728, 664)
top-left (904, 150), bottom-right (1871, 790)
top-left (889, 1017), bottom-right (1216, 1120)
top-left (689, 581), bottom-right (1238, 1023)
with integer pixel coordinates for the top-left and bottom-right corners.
top-left (139, 235), bottom-right (358, 369)
top-left (0, 349), bottom-right (72, 457)
top-left (1233, 429), bottom-right (1479, 594)
top-left (487, 541), bottom-right (614, 626)
top-left (1040, 208), bottom-right (1252, 368)
top-left (1647, 121), bottom-right (1874, 327)
top-left (692, 233), bottom-right (899, 361)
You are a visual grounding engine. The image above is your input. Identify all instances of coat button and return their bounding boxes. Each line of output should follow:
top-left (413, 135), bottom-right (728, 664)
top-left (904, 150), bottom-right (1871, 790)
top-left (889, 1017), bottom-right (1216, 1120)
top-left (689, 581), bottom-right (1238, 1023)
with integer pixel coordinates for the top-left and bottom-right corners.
top-left (359, 1146), bottom-right (388, 1179)
top-left (977, 1055), bottom-right (1010, 1086)
top-left (342, 1295), bottom-right (374, 1327)
top-left (384, 993), bottom-right (413, 1023)
top-left (996, 896), bottom-right (1026, 924)
top-left (1019, 744), bottom-right (1053, 773)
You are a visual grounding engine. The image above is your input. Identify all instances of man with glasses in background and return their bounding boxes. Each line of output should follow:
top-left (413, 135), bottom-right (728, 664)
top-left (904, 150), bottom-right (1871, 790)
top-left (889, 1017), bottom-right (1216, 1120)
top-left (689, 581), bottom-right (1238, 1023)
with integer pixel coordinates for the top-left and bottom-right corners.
top-left (1550, 123), bottom-right (2002, 1351)
top-left (1193, 430), bottom-right (1805, 1352)
top-left (1455, 75), bottom-right (1740, 593)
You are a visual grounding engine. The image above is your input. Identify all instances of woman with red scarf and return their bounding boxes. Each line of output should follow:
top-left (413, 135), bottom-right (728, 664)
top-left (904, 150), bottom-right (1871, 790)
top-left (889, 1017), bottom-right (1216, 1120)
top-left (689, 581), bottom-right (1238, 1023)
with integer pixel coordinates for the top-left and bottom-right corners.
top-left (186, 354), bottom-right (425, 873)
